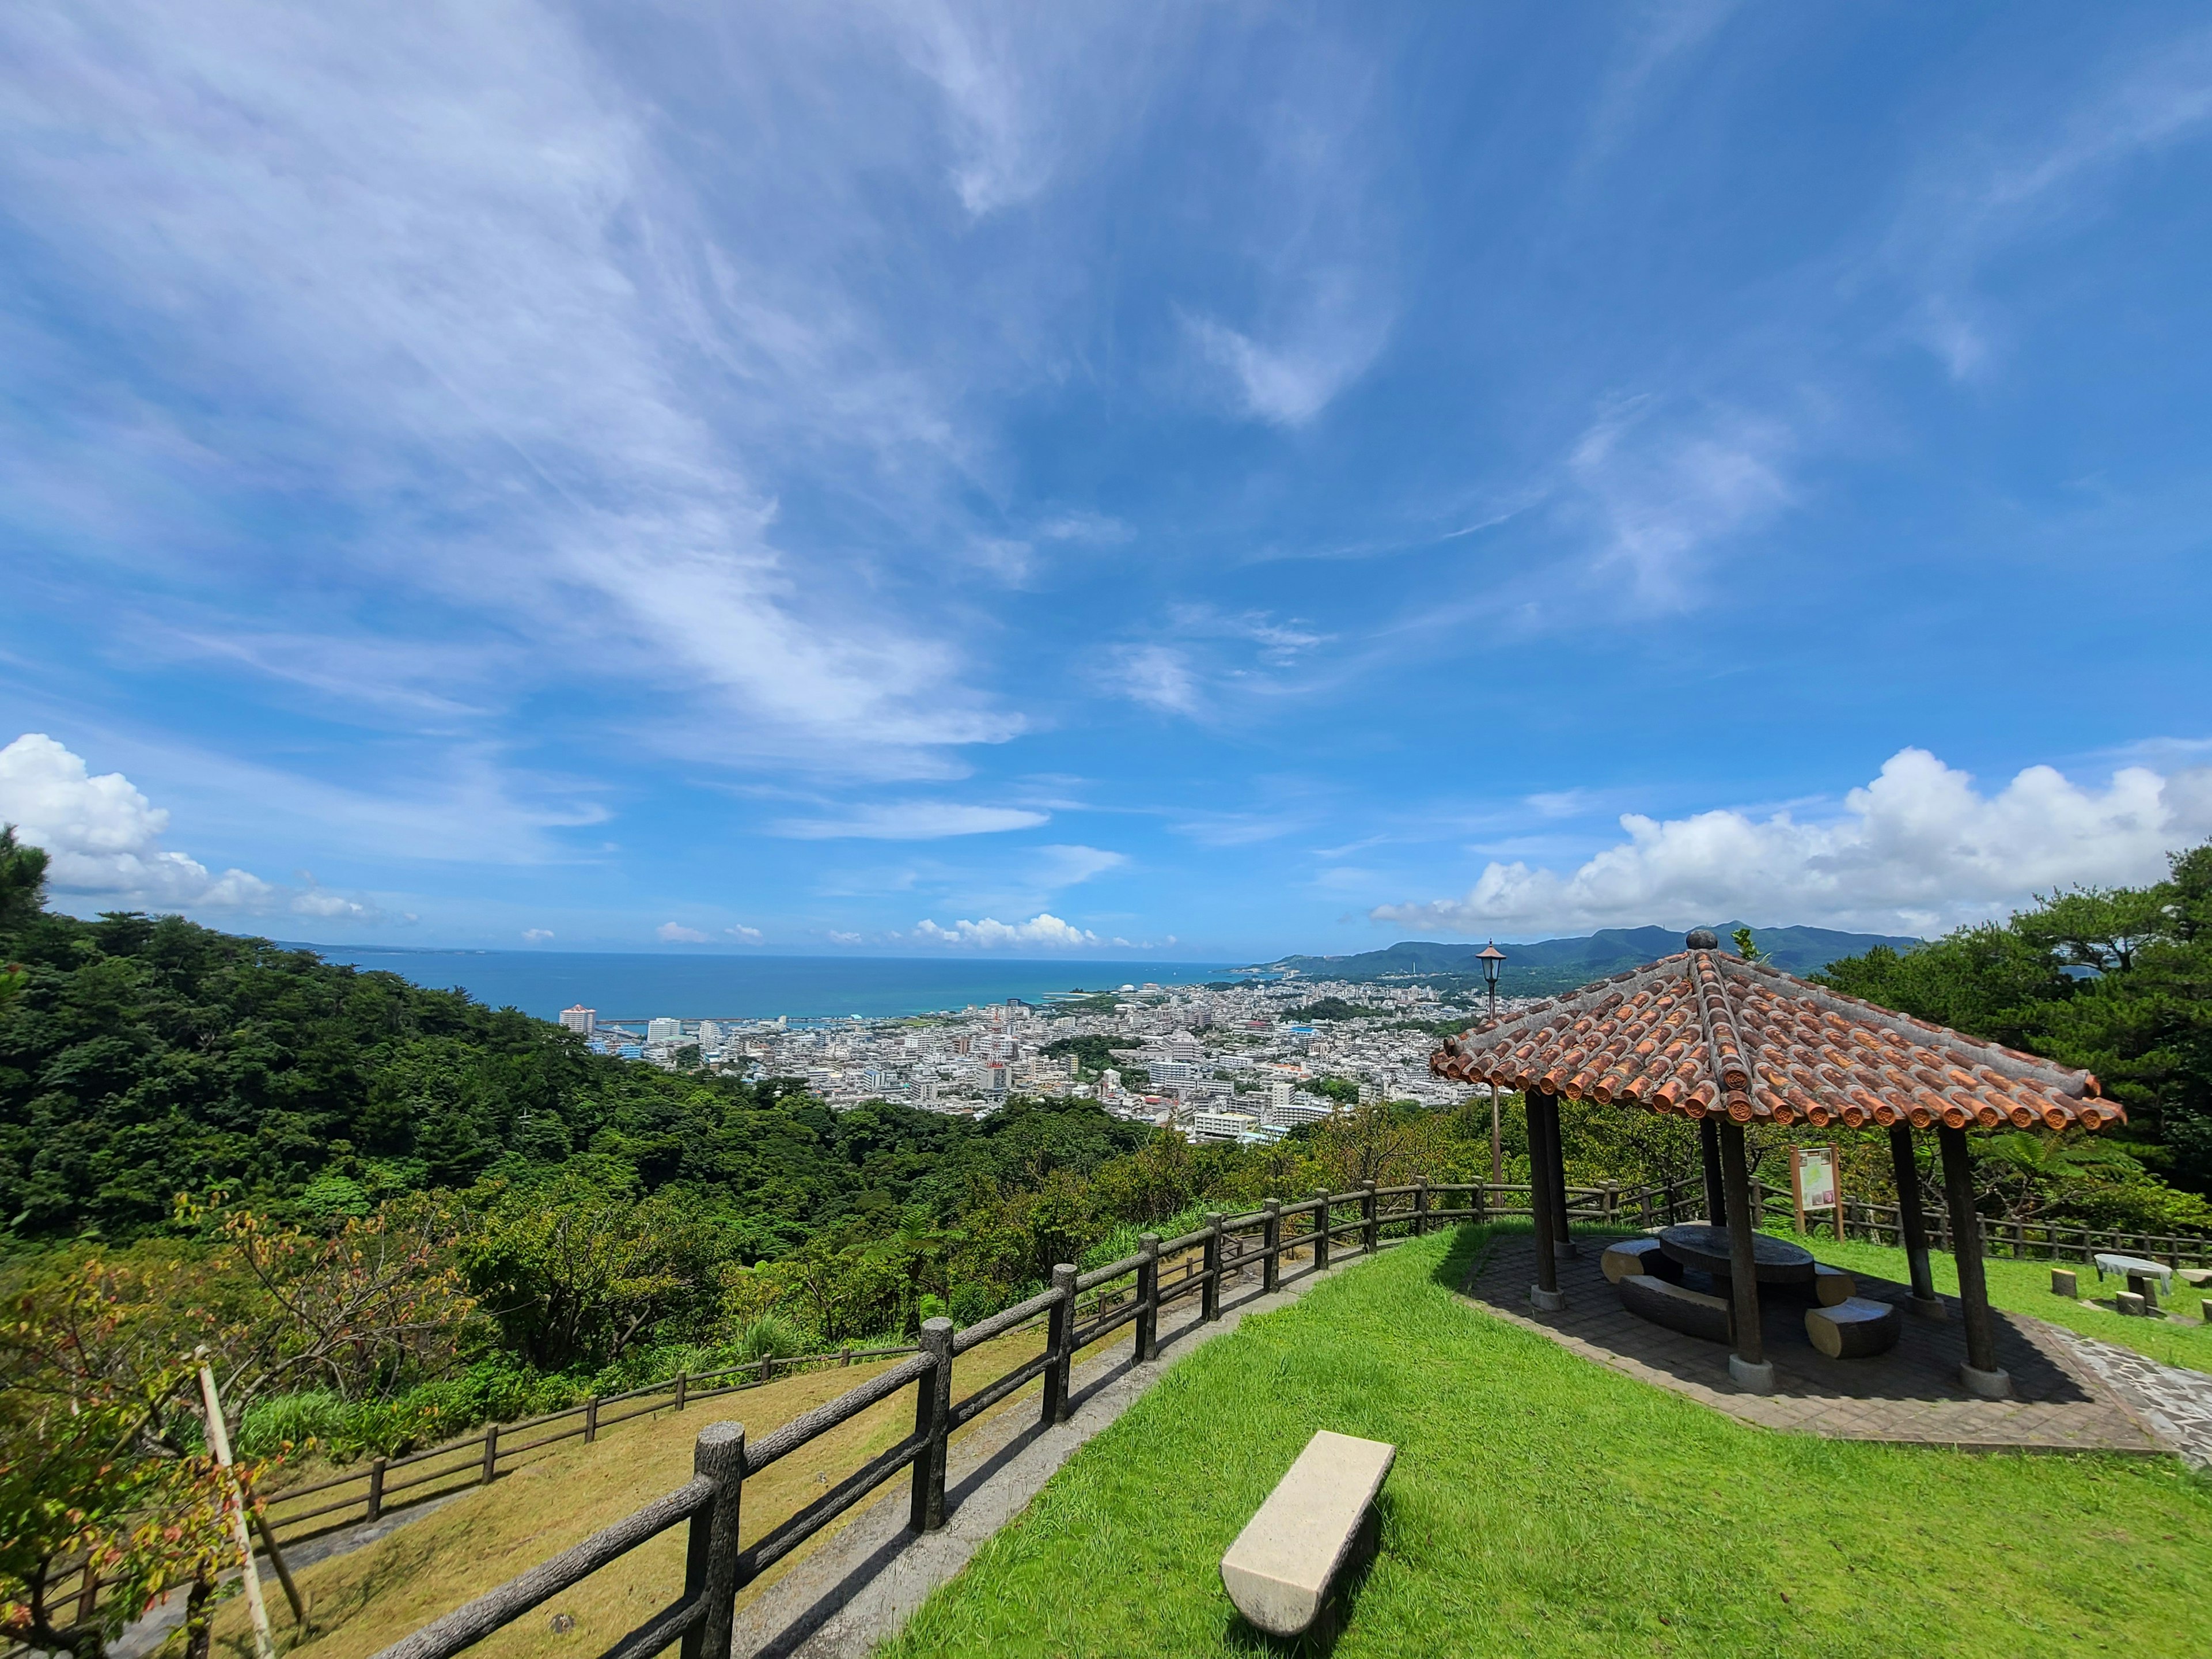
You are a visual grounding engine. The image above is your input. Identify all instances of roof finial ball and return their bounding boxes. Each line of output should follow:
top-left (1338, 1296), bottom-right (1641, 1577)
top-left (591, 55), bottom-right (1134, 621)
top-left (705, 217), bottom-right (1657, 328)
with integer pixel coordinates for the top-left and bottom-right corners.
top-left (1685, 927), bottom-right (1720, 951)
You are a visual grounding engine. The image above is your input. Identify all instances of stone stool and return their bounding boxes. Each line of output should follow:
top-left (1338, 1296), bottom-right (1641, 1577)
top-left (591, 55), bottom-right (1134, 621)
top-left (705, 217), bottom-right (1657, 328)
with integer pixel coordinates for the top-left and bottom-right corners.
top-left (1805, 1297), bottom-right (1902, 1359)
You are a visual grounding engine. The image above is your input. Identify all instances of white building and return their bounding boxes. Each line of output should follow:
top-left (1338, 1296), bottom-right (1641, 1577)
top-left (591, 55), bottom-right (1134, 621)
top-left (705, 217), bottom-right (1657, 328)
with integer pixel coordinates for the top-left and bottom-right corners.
top-left (559, 1005), bottom-right (596, 1035)
top-left (1190, 1109), bottom-right (1257, 1143)
top-left (1267, 1094), bottom-right (1337, 1129)
top-left (647, 1017), bottom-right (682, 1042)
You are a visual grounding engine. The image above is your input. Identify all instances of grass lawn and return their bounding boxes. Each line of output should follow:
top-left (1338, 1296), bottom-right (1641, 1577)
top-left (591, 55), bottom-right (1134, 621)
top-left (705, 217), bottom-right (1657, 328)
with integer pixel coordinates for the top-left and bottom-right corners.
top-left (1757, 1225), bottom-right (2212, 1375)
top-left (885, 1227), bottom-right (2212, 1659)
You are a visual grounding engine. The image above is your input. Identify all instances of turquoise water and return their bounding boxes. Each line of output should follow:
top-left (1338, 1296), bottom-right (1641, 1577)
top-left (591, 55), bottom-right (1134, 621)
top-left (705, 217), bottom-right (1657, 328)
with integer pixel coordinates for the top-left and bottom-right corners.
top-left (291, 946), bottom-right (1236, 1022)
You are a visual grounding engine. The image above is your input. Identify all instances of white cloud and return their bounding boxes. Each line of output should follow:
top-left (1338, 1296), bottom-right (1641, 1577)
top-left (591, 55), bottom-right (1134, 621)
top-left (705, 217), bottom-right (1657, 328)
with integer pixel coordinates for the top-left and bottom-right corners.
top-left (291, 889), bottom-right (372, 919)
top-left (0, 1), bottom-right (1020, 775)
top-left (1565, 397), bottom-right (1791, 602)
top-left (1104, 645), bottom-right (1202, 716)
top-left (0, 733), bottom-right (274, 907)
top-left (1033, 511), bottom-right (1134, 544)
top-left (522, 927), bottom-right (555, 941)
top-left (1373, 748), bottom-right (2212, 937)
top-left (770, 803), bottom-right (1050, 839)
top-left (911, 911), bottom-right (1100, 948)
top-left (826, 930), bottom-right (865, 945)
top-left (725, 923), bottom-right (764, 944)
top-left (1890, 30), bottom-right (2212, 383)
top-left (1187, 300), bottom-right (1389, 429)
top-left (1030, 844), bottom-right (1127, 888)
top-left (656, 921), bottom-right (710, 943)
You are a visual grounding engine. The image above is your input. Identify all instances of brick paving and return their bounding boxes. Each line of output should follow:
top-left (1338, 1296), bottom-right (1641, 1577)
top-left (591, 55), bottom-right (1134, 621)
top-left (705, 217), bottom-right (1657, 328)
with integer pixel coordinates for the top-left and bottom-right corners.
top-left (1461, 1232), bottom-right (2164, 1455)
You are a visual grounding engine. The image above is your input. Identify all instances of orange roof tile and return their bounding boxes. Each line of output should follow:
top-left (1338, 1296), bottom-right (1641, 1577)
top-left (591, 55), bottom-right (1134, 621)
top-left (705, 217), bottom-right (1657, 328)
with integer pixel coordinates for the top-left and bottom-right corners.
top-left (1430, 944), bottom-right (2118, 1134)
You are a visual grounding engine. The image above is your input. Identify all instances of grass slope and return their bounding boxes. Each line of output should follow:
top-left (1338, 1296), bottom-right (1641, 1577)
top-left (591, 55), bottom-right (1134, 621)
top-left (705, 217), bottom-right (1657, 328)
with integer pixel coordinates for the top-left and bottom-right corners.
top-left (213, 1329), bottom-right (1055, 1658)
top-left (886, 1229), bottom-right (2212, 1659)
top-left (1764, 1226), bottom-right (2212, 1374)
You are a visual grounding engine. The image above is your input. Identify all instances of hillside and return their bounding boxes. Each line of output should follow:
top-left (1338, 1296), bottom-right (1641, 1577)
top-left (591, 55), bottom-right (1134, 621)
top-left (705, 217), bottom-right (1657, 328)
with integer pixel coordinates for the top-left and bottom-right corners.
top-left (1257, 923), bottom-right (1922, 997)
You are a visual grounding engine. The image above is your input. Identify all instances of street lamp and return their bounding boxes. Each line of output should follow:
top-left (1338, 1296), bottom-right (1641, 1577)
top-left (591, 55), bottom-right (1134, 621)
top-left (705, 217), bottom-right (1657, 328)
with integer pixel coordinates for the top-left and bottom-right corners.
top-left (1478, 942), bottom-right (1507, 1187)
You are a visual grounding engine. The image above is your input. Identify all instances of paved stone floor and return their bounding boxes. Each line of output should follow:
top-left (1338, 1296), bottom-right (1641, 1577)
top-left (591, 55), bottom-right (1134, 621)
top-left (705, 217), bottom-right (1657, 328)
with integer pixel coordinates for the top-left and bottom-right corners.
top-left (2055, 1331), bottom-right (2212, 1469)
top-left (1462, 1232), bottom-right (2165, 1455)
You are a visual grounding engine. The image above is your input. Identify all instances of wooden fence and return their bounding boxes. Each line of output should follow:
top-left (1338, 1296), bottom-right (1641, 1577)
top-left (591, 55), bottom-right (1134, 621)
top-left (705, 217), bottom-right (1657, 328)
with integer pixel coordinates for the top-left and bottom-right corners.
top-left (46, 1171), bottom-right (2207, 1654)
top-left (1750, 1184), bottom-right (2212, 1268)
top-left (368, 1181), bottom-right (1498, 1659)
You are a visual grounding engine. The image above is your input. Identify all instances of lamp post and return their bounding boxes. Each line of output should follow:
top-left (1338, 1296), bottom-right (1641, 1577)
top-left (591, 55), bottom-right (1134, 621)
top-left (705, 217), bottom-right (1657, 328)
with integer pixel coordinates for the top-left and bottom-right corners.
top-left (1478, 942), bottom-right (1506, 1187)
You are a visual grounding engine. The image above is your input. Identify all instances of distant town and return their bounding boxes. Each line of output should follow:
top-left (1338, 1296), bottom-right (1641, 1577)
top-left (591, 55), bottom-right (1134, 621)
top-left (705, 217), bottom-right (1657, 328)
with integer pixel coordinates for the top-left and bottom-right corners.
top-left (560, 974), bottom-right (1540, 1143)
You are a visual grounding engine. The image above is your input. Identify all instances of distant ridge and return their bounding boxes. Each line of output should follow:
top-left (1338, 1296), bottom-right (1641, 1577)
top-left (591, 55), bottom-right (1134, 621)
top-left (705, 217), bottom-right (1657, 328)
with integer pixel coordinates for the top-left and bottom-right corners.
top-left (1253, 923), bottom-right (1920, 998)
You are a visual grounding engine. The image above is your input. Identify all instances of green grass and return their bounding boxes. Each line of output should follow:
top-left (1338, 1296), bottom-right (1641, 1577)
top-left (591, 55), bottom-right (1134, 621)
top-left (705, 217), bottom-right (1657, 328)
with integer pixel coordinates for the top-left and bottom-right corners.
top-left (1759, 1225), bottom-right (2212, 1375)
top-left (884, 1228), bottom-right (2212, 1659)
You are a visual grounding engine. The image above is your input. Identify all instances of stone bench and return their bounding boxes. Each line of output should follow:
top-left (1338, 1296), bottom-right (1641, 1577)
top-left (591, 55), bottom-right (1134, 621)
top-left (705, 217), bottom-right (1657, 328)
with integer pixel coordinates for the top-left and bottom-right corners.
top-left (1220, 1430), bottom-right (1396, 1638)
top-left (1601, 1237), bottom-right (1681, 1285)
top-left (1616, 1272), bottom-right (1732, 1343)
top-left (1811, 1263), bottom-right (1857, 1306)
top-left (1805, 1296), bottom-right (1902, 1359)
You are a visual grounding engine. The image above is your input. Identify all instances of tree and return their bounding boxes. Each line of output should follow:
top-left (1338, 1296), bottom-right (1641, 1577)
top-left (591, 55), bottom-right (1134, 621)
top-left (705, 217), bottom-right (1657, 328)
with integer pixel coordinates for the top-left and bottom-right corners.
top-left (1819, 842), bottom-right (2212, 1199)
top-left (1, 1258), bottom-right (237, 1659)
top-left (459, 1169), bottom-right (725, 1370)
top-left (1730, 927), bottom-right (1762, 963)
top-left (0, 827), bottom-right (47, 934)
top-left (195, 1198), bottom-right (479, 1427)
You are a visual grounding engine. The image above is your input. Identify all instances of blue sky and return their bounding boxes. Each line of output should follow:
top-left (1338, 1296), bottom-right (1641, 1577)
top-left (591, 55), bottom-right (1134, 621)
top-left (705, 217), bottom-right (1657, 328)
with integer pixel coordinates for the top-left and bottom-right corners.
top-left (3, 2), bottom-right (2210, 960)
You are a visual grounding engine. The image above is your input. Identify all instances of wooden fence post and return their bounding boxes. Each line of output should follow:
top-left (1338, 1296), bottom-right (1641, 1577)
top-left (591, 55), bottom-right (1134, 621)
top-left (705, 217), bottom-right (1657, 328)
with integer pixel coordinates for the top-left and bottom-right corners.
top-left (366, 1456), bottom-right (387, 1522)
top-left (1202, 1215), bottom-right (1226, 1321)
top-left (681, 1422), bottom-right (745, 1659)
top-left (1044, 1264), bottom-right (1077, 1425)
top-left (480, 1425), bottom-right (498, 1487)
top-left (1362, 1183), bottom-right (1378, 1253)
top-left (1413, 1179), bottom-right (1429, 1236)
top-left (584, 1396), bottom-right (600, 1445)
top-left (910, 1318), bottom-right (954, 1533)
top-left (1313, 1192), bottom-right (1331, 1272)
top-left (674, 1372), bottom-right (688, 1412)
top-left (1135, 1234), bottom-right (1162, 1362)
top-left (1262, 1199), bottom-right (1281, 1294)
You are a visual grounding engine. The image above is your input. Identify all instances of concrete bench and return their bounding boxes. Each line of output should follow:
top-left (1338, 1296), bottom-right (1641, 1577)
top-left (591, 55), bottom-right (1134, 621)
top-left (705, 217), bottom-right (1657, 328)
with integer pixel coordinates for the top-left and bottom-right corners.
top-left (1220, 1430), bottom-right (1396, 1638)
top-left (1601, 1237), bottom-right (1681, 1285)
top-left (1805, 1296), bottom-right (1902, 1359)
top-left (1616, 1272), bottom-right (1732, 1343)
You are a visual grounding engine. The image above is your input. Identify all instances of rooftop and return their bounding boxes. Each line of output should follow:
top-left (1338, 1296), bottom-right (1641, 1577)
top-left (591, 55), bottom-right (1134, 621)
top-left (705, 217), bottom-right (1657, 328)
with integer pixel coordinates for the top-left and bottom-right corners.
top-left (1433, 938), bottom-right (2118, 1133)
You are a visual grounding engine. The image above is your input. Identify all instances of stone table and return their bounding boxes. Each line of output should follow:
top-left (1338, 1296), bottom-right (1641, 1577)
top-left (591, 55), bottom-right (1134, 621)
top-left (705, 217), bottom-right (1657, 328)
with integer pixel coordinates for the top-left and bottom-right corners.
top-left (1658, 1223), bottom-right (1817, 1286)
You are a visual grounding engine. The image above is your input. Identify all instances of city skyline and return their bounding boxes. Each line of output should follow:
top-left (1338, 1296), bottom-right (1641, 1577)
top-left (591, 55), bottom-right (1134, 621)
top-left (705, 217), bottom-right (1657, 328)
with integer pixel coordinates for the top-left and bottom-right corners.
top-left (3, 6), bottom-right (2210, 959)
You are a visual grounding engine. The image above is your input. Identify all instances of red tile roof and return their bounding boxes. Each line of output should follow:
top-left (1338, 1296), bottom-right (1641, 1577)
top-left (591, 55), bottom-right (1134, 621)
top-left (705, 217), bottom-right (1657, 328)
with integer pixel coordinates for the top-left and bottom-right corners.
top-left (1430, 946), bottom-right (2118, 1133)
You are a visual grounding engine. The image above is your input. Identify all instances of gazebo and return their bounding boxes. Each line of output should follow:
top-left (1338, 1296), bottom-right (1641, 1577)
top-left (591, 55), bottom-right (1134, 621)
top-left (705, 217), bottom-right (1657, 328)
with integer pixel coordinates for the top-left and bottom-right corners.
top-left (1430, 929), bottom-right (2120, 1398)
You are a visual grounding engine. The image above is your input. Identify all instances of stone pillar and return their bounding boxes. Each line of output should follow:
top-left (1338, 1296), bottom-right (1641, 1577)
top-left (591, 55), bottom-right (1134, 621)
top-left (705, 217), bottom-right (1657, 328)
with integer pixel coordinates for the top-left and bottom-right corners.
top-left (1937, 1125), bottom-right (2010, 1399)
top-left (1888, 1121), bottom-right (1942, 1319)
top-left (1717, 1121), bottom-right (1772, 1393)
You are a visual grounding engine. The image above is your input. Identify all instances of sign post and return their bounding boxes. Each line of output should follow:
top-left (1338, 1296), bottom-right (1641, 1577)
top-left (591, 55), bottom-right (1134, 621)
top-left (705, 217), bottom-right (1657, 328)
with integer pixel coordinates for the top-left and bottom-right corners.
top-left (1791, 1145), bottom-right (1843, 1241)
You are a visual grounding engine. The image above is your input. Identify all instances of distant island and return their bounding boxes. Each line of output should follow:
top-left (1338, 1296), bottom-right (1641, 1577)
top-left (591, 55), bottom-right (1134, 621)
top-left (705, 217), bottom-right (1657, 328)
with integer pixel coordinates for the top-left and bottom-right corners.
top-left (1251, 923), bottom-right (1922, 998)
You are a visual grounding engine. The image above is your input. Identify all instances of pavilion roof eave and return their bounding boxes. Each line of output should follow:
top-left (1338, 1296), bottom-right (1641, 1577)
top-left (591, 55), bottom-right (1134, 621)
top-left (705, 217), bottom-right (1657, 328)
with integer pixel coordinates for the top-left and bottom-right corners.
top-left (1430, 944), bottom-right (2120, 1136)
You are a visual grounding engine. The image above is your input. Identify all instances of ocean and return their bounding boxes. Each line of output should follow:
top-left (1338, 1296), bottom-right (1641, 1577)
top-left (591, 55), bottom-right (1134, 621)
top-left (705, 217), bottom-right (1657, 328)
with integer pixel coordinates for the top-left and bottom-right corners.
top-left (289, 946), bottom-right (1238, 1022)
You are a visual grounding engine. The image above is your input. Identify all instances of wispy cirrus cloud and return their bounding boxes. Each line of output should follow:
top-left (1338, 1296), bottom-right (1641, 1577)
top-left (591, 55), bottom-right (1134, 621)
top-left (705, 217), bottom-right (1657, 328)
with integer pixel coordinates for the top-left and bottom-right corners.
top-left (770, 802), bottom-right (1050, 839)
top-left (1563, 396), bottom-right (1793, 603)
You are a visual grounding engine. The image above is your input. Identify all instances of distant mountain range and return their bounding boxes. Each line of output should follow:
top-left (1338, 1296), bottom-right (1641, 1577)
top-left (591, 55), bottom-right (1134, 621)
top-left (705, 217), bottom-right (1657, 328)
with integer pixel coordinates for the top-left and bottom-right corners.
top-left (1252, 924), bottom-right (1921, 998)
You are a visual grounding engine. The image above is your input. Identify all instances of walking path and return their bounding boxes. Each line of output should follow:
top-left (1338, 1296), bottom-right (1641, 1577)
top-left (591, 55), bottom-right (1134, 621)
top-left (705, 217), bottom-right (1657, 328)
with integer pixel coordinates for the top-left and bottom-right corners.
top-left (2053, 1331), bottom-right (2212, 1471)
